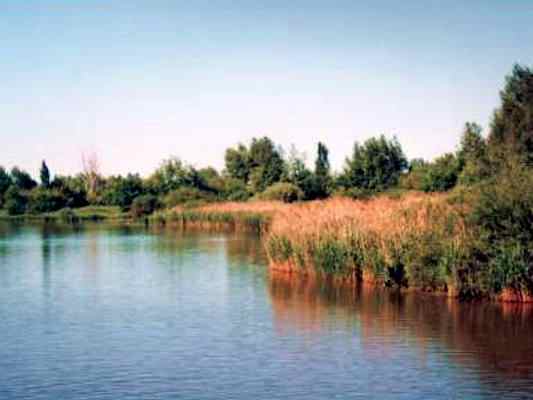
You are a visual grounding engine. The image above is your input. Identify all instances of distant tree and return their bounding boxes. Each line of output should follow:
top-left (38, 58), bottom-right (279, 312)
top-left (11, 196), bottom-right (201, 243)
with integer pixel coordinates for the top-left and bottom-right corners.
top-left (40, 160), bottom-right (50, 188)
top-left (130, 194), bottom-right (160, 218)
top-left (102, 174), bottom-right (145, 210)
top-left (339, 135), bottom-right (408, 191)
top-left (10, 167), bottom-right (37, 190)
top-left (224, 144), bottom-right (250, 182)
top-left (422, 153), bottom-right (461, 192)
top-left (314, 142), bottom-right (332, 198)
top-left (223, 178), bottom-right (251, 201)
top-left (0, 166), bottom-right (12, 206)
top-left (248, 137), bottom-right (285, 192)
top-left (50, 175), bottom-right (88, 208)
top-left (284, 145), bottom-right (315, 200)
top-left (147, 157), bottom-right (196, 194)
top-left (488, 64), bottom-right (533, 163)
top-left (4, 186), bottom-right (27, 215)
top-left (27, 188), bottom-right (66, 214)
top-left (457, 122), bottom-right (491, 185)
top-left (81, 152), bottom-right (101, 202)
top-left (398, 159), bottom-right (428, 191)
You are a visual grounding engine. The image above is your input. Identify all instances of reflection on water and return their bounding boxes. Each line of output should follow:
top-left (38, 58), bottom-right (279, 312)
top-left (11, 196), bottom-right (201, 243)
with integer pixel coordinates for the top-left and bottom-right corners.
top-left (268, 272), bottom-right (533, 391)
top-left (0, 221), bottom-right (532, 399)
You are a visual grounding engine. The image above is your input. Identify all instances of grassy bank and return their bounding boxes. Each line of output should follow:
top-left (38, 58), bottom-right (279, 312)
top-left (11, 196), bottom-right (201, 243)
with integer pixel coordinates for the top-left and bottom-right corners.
top-left (0, 206), bottom-right (129, 222)
top-left (144, 189), bottom-right (532, 303)
top-left (149, 202), bottom-right (279, 233)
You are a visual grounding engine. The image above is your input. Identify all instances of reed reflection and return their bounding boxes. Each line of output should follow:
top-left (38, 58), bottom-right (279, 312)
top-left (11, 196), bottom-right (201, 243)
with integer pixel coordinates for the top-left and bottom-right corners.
top-left (268, 271), bottom-right (533, 384)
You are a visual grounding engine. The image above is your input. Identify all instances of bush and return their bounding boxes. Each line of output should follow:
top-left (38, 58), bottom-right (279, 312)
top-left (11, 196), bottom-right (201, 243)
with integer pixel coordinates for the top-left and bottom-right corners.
top-left (4, 187), bottom-right (27, 215)
top-left (422, 153), bottom-right (461, 192)
top-left (27, 188), bottom-right (67, 214)
top-left (258, 183), bottom-right (304, 203)
top-left (469, 164), bottom-right (533, 294)
top-left (163, 187), bottom-right (215, 208)
top-left (101, 174), bottom-right (145, 210)
top-left (223, 178), bottom-right (251, 201)
top-left (131, 195), bottom-right (160, 218)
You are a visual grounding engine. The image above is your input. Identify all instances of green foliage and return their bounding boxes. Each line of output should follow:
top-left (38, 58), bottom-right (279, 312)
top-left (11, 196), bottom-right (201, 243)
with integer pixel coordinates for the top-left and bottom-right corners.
top-left (224, 144), bottom-right (250, 182)
top-left (398, 159), bottom-right (428, 191)
top-left (27, 188), bottom-right (66, 214)
top-left (422, 153), bottom-right (461, 192)
top-left (0, 166), bottom-right (12, 207)
top-left (468, 164), bottom-right (533, 294)
top-left (248, 137), bottom-right (285, 192)
top-left (284, 146), bottom-right (316, 200)
top-left (314, 142), bottom-right (332, 198)
top-left (339, 135), bottom-right (407, 191)
top-left (4, 186), bottom-right (27, 215)
top-left (488, 64), bottom-right (533, 163)
top-left (101, 174), bottom-right (145, 210)
top-left (130, 194), bottom-right (160, 218)
top-left (224, 137), bottom-right (285, 194)
top-left (10, 167), bottom-right (37, 190)
top-left (312, 238), bottom-right (351, 275)
top-left (258, 182), bottom-right (304, 203)
top-left (163, 187), bottom-right (216, 208)
top-left (457, 122), bottom-right (492, 185)
top-left (40, 160), bottom-right (50, 188)
top-left (267, 235), bottom-right (294, 263)
top-left (223, 178), bottom-right (251, 201)
top-left (50, 175), bottom-right (88, 208)
top-left (147, 157), bottom-right (198, 194)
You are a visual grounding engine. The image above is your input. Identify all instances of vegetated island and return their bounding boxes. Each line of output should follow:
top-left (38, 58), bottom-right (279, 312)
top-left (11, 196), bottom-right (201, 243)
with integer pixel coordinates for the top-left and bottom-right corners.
top-left (1, 64), bottom-right (533, 302)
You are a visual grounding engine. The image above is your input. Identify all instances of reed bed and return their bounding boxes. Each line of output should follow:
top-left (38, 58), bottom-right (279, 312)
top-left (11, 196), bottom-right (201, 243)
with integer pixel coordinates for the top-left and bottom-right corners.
top-left (264, 193), bottom-right (476, 296)
top-left (152, 192), bottom-right (530, 301)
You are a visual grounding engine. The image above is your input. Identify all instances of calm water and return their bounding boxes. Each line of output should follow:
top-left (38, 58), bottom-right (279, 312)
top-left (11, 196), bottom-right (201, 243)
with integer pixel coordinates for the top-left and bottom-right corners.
top-left (1, 222), bottom-right (532, 400)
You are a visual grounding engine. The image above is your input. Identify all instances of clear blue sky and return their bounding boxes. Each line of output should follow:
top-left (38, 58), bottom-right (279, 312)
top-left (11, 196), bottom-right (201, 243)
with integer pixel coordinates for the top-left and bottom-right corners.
top-left (1, 1), bottom-right (532, 177)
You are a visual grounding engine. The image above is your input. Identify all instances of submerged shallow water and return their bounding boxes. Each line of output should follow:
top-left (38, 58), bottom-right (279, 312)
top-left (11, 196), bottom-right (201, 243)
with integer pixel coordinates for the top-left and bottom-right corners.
top-left (0, 222), bottom-right (532, 399)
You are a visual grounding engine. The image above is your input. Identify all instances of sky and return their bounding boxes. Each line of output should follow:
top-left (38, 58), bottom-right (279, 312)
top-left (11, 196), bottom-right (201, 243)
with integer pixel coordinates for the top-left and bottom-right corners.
top-left (1, 1), bottom-right (533, 177)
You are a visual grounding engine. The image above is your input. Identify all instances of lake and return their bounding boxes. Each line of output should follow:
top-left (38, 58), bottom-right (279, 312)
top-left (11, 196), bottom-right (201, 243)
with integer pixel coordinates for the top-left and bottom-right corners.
top-left (0, 222), bottom-right (532, 399)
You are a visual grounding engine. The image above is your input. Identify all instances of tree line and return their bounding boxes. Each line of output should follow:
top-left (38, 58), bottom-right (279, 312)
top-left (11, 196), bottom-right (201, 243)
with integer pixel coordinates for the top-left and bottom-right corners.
top-left (1, 64), bottom-right (532, 217)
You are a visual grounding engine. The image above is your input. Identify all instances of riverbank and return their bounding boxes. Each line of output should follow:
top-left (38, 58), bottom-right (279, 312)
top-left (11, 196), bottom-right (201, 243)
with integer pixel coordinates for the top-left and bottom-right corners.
top-left (4, 191), bottom-right (532, 302)
top-left (149, 192), bottom-right (532, 303)
top-left (0, 206), bottom-right (130, 222)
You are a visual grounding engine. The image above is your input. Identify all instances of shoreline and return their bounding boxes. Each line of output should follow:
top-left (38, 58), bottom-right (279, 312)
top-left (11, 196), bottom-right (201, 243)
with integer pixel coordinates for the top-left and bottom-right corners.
top-left (3, 196), bottom-right (533, 304)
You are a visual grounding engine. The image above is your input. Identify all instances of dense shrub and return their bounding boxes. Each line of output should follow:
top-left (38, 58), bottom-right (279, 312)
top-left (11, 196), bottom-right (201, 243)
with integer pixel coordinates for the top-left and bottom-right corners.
top-left (163, 187), bottom-right (216, 208)
top-left (11, 167), bottom-right (37, 190)
top-left (223, 178), bottom-right (251, 201)
top-left (338, 135), bottom-right (408, 191)
top-left (422, 153), bottom-right (461, 192)
top-left (130, 195), bottom-right (160, 218)
top-left (101, 174), bottom-right (145, 210)
top-left (27, 188), bottom-right (67, 214)
top-left (259, 183), bottom-right (304, 203)
top-left (4, 187), bottom-right (27, 215)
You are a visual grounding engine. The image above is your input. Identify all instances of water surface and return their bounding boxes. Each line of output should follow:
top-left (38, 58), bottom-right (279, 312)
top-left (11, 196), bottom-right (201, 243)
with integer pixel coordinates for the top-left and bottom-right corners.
top-left (0, 222), bottom-right (532, 399)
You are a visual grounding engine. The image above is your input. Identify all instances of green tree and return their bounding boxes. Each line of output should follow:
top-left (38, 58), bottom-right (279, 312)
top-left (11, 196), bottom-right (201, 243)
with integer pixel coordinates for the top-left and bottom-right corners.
top-left (488, 64), bottom-right (533, 163)
top-left (0, 166), bottom-right (12, 207)
top-left (248, 137), bottom-right (285, 192)
top-left (4, 186), bottom-right (27, 215)
top-left (40, 160), bottom-right (51, 188)
top-left (147, 157), bottom-right (196, 194)
top-left (422, 153), bottom-right (461, 192)
top-left (102, 174), bottom-right (145, 210)
top-left (314, 142), bottom-right (332, 198)
top-left (339, 135), bottom-right (408, 191)
top-left (224, 144), bottom-right (250, 182)
top-left (27, 188), bottom-right (66, 214)
top-left (285, 146), bottom-right (315, 200)
top-left (457, 122), bottom-right (491, 185)
top-left (11, 167), bottom-right (37, 190)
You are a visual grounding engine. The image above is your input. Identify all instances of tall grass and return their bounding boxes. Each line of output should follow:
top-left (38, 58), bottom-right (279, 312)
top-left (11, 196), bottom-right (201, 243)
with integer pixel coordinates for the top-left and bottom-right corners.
top-left (264, 194), bottom-right (482, 297)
